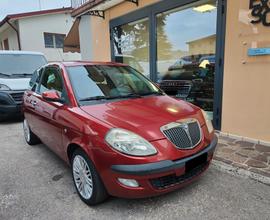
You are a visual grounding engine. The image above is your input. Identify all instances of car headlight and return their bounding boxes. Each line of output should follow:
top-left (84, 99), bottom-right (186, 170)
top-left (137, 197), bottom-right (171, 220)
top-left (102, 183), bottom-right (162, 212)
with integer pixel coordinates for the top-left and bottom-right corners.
top-left (201, 110), bottom-right (214, 134)
top-left (105, 128), bottom-right (157, 156)
top-left (0, 84), bottom-right (11, 91)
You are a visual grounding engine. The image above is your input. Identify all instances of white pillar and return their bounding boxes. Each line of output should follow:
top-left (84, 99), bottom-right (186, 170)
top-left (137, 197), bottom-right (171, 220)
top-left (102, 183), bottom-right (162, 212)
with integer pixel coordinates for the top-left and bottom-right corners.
top-left (79, 15), bottom-right (93, 61)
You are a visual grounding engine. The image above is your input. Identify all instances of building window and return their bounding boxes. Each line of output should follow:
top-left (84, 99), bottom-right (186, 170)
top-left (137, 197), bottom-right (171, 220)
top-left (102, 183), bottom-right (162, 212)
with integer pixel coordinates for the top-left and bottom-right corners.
top-left (44, 33), bottom-right (65, 49)
top-left (111, 0), bottom-right (218, 120)
top-left (112, 18), bottom-right (150, 78)
top-left (156, 0), bottom-right (217, 118)
top-left (3, 39), bottom-right (9, 50)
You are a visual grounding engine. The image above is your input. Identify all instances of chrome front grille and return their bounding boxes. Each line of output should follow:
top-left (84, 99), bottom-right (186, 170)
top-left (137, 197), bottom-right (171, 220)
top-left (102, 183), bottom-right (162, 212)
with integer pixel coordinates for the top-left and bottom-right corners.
top-left (10, 92), bottom-right (24, 103)
top-left (161, 119), bottom-right (202, 149)
top-left (178, 84), bottom-right (192, 98)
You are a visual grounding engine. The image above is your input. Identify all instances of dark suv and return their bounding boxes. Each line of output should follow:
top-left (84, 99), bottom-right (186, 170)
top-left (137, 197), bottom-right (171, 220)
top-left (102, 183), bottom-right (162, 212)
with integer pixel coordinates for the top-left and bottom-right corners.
top-left (159, 55), bottom-right (215, 111)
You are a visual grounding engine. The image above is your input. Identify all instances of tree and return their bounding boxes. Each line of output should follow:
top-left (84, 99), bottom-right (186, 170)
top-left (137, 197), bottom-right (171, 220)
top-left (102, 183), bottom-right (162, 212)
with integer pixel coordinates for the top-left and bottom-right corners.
top-left (112, 15), bottom-right (173, 61)
top-left (156, 14), bottom-right (173, 60)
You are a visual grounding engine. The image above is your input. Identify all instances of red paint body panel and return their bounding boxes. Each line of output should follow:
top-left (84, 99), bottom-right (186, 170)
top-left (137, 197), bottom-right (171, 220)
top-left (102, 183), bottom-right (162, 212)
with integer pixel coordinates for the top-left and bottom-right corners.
top-left (23, 61), bottom-right (216, 199)
top-left (80, 96), bottom-right (207, 141)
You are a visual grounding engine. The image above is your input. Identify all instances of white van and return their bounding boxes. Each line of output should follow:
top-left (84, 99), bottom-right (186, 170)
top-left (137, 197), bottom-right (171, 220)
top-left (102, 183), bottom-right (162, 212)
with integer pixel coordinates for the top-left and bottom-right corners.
top-left (0, 51), bottom-right (47, 121)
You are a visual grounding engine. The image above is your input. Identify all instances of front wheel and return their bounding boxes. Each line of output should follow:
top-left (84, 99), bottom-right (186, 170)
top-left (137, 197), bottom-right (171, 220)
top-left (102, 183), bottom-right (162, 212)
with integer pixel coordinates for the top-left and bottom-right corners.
top-left (23, 119), bottom-right (41, 145)
top-left (71, 149), bottom-right (108, 205)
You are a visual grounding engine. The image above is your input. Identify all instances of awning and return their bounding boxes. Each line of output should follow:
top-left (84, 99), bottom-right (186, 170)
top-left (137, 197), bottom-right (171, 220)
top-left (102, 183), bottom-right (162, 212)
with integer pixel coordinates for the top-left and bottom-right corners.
top-left (63, 18), bottom-right (80, 53)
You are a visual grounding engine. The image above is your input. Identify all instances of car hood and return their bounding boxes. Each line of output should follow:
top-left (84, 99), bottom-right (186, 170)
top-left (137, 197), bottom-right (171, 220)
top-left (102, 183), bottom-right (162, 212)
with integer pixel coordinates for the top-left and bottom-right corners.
top-left (0, 78), bottom-right (30, 90)
top-left (80, 95), bottom-right (204, 141)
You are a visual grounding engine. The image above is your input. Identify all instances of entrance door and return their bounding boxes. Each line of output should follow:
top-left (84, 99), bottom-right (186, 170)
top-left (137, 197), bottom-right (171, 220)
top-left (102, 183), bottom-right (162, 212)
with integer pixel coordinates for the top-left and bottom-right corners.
top-left (110, 0), bottom-right (225, 129)
top-left (156, 0), bottom-right (218, 120)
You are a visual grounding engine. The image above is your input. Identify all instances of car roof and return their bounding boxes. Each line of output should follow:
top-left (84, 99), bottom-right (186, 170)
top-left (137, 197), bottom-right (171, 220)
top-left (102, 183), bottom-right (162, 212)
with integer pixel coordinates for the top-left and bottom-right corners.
top-left (58, 61), bottom-right (129, 67)
top-left (0, 50), bottom-right (45, 56)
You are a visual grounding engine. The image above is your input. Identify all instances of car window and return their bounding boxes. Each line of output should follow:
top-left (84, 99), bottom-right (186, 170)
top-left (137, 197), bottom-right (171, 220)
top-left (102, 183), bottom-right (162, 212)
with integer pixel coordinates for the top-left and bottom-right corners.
top-left (30, 68), bottom-right (43, 91)
top-left (39, 67), bottom-right (63, 97)
top-left (0, 54), bottom-right (47, 77)
top-left (67, 65), bottom-right (161, 102)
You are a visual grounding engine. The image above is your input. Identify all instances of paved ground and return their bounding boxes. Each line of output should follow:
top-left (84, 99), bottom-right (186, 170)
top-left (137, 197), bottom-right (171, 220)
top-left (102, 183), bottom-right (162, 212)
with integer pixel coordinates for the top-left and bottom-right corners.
top-left (0, 120), bottom-right (270, 220)
top-left (215, 134), bottom-right (270, 176)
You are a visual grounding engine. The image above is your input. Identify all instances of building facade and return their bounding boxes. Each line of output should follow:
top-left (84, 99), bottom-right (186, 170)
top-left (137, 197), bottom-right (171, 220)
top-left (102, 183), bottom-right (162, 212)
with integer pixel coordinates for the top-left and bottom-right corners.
top-left (64, 0), bottom-right (270, 144)
top-left (0, 8), bottom-right (81, 62)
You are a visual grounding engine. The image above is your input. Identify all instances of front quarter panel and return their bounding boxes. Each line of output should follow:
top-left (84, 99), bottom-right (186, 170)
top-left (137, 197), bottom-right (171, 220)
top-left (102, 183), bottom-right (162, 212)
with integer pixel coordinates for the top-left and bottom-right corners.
top-left (61, 107), bottom-right (113, 164)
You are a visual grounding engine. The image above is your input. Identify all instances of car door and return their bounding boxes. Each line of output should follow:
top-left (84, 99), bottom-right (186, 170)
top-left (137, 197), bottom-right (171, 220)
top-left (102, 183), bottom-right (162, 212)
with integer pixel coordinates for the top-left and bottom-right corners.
top-left (31, 65), bottom-right (69, 155)
top-left (24, 67), bottom-right (44, 131)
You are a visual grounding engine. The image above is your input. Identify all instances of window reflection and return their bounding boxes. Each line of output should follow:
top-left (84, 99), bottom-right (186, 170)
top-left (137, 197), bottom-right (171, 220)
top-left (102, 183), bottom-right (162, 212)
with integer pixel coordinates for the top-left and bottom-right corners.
top-left (112, 18), bottom-right (150, 78)
top-left (157, 0), bottom-right (217, 119)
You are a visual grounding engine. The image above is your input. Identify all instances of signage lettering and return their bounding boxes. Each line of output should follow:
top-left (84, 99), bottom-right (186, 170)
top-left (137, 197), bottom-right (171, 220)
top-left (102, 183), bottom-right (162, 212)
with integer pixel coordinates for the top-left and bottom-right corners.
top-left (250, 0), bottom-right (270, 26)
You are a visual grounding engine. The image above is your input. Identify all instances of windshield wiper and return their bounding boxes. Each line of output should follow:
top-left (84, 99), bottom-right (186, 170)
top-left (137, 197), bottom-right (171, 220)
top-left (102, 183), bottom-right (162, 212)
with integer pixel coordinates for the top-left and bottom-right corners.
top-left (139, 91), bottom-right (164, 96)
top-left (79, 96), bottom-right (109, 102)
top-left (0, 72), bottom-right (11, 77)
top-left (109, 94), bottom-right (142, 99)
top-left (12, 73), bottom-right (32, 77)
top-left (79, 94), bottom-right (142, 102)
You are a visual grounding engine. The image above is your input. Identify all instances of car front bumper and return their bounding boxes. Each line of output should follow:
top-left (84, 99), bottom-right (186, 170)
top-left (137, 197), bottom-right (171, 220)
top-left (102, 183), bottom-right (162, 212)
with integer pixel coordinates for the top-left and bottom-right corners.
top-left (0, 91), bottom-right (24, 119)
top-left (103, 135), bottom-right (218, 198)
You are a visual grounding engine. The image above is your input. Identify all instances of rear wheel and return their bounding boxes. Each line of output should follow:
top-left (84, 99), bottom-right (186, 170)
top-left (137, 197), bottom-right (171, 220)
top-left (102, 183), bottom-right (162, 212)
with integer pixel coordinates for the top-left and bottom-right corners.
top-left (23, 119), bottom-right (41, 145)
top-left (71, 149), bottom-right (108, 205)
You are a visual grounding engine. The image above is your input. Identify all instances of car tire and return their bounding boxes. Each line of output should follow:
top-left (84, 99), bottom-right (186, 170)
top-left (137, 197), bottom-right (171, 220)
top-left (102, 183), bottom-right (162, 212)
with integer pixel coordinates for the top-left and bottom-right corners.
top-left (71, 149), bottom-right (108, 206)
top-left (23, 119), bottom-right (41, 145)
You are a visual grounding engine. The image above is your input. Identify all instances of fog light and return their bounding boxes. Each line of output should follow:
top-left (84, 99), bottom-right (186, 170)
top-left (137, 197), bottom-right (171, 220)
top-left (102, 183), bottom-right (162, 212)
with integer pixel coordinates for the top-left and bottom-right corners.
top-left (118, 178), bottom-right (139, 187)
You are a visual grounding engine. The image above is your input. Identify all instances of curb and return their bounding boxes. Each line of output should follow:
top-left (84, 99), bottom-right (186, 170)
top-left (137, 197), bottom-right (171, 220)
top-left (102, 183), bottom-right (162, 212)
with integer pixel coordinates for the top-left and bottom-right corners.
top-left (212, 159), bottom-right (270, 186)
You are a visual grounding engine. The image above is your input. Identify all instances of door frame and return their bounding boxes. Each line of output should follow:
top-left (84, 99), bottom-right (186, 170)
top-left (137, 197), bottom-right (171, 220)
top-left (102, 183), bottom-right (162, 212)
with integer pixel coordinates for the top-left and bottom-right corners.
top-left (110, 0), bottom-right (227, 130)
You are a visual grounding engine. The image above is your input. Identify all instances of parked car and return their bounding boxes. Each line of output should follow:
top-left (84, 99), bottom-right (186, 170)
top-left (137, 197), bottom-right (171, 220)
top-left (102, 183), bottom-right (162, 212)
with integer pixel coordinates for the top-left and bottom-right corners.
top-left (199, 55), bottom-right (215, 64)
top-left (0, 51), bottom-right (47, 121)
top-left (23, 61), bottom-right (217, 205)
top-left (167, 58), bottom-right (192, 71)
top-left (159, 55), bottom-right (215, 111)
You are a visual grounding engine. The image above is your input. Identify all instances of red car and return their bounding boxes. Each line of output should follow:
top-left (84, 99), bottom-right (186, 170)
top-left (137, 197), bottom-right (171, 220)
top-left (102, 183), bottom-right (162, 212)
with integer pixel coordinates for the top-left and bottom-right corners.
top-left (23, 62), bottom-right (217, 205)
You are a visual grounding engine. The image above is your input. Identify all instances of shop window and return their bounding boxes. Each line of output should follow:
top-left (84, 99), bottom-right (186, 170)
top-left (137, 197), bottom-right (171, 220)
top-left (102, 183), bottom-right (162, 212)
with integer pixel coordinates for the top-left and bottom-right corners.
top-left (156, 0), bottom-right (217, 119)
top-left (112, 18), bottom-right (150, 78)
top-left (44, 33), bottom-right (65, 49)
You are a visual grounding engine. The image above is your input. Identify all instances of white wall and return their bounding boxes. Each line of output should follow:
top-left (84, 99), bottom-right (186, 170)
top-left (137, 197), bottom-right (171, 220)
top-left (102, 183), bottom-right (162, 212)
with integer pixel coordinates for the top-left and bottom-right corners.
top-left (0, 23), bottom-right (19, 50)
top-left (18, 13), bottom-right (81, 62)
top-left (79, 15), bottom-right (93, 61)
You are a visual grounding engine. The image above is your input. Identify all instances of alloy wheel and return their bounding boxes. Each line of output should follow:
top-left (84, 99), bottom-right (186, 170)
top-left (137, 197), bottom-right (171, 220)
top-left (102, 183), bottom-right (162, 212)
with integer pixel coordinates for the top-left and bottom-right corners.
top-left (72, 155), bottom-right (93, 200)
top-left (23, 119), bottom-right (30, 143)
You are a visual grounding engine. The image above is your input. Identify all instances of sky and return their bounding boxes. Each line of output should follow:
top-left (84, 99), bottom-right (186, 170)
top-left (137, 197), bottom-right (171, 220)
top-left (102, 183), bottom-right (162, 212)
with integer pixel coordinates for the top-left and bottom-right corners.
top-left (0, 0), bottom-right (71, 20)
top-left (164, 8), bottom-right (217, 51)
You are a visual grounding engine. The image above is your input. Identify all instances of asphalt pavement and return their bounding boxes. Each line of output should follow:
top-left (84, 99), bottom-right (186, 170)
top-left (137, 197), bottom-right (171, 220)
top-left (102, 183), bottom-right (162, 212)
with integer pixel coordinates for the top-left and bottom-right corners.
top-left (0, 120), bottom-right (269, 220)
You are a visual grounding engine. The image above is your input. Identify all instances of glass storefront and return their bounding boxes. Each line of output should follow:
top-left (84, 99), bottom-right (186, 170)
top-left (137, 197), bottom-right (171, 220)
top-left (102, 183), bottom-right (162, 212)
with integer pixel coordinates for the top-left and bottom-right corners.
top-left (157, 0), bottom-right (217, 119)
top-left (111, 0), bottom-right (219, 120)
top-left (112, 18), bottom-right (150, 78)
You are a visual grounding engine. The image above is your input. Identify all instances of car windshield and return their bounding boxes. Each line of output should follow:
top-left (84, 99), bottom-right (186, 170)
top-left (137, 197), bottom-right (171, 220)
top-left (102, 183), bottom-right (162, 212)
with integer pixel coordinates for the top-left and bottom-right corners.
top-left (0, 54), bottom-right (47, 78)
top-left (67, 65), bottom-right (162, 102)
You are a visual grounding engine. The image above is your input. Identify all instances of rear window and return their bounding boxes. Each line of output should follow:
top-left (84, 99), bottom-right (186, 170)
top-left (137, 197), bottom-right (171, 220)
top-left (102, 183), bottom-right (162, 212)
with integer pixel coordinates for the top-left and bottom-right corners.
top-left (0, 54), bottom-right (47, 77)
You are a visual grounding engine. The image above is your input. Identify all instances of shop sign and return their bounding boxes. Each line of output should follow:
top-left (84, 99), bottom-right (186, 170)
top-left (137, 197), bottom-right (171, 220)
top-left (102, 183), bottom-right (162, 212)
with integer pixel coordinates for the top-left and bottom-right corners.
top-left (248, 47), bottom-right (270, 56)
top-left (250, 0), bottom-right (270, 26)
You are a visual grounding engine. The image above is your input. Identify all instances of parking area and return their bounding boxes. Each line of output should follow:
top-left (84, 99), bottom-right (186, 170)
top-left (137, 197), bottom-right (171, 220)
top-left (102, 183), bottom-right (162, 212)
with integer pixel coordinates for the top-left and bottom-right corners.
top-left (0, 120), bottom-right (270, 220)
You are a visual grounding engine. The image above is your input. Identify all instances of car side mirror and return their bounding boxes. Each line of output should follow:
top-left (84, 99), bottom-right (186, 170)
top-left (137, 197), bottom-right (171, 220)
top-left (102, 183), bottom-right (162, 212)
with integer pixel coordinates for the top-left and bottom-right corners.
top-left (42, 90), bottom-right (64, 103)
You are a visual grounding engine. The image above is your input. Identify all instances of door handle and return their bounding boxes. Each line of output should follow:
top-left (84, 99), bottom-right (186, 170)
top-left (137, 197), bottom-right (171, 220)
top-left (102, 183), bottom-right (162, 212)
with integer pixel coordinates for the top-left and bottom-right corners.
top-left (31, 100), bottom-right (37, 107)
